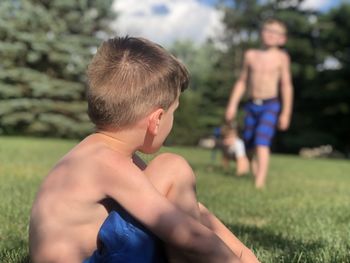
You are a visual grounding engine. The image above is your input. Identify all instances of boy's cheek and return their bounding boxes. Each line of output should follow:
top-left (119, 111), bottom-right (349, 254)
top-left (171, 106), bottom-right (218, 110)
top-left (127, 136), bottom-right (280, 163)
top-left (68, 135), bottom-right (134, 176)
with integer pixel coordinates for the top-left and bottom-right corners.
top-left (278, 36), bottom-right (287, 46)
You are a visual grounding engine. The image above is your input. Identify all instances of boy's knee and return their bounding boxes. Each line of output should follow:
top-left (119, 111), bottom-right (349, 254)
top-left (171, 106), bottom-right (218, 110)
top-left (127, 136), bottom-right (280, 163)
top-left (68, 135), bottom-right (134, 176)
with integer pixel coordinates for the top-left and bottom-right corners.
top-left (152, 153), bottom-right (187, 167)
top-left (151, 153), bottom-right (196, 184)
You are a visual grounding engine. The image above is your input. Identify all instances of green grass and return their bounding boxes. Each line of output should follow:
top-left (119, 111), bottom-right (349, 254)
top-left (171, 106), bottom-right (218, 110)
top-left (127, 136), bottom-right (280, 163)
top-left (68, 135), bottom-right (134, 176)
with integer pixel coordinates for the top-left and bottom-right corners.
top-left (1, 136), bottom-right (350, 263)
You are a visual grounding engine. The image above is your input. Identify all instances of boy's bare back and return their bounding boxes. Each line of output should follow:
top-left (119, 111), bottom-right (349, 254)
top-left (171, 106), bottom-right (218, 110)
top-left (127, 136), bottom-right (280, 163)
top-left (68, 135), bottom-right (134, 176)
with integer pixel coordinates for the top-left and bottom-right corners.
top-left (29, 134), bottom-right (133, 261)
top-left (30, 131), bottom-right (190, 262)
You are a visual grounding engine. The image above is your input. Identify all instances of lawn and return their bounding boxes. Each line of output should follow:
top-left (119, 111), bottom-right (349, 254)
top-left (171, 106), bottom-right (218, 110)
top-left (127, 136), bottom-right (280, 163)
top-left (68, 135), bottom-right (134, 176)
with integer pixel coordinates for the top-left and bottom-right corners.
top-left (0, 136), bottom-right (349, 263)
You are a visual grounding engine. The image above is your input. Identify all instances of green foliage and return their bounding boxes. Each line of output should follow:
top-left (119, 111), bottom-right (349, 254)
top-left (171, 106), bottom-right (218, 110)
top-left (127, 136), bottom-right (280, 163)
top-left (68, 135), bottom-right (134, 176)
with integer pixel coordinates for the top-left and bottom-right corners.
top-left (1, 137), bottom-right (350, 262)
top-left (0, 0), bottom-right (115, 138)
top-left (167, 90), bottom-right (202, 145)
top-left (278, 3), bottom-right (350, 153)
top-left (169, 40), bottom-right (226, 144)
top-left (314, 3), bottom-right (350, 153)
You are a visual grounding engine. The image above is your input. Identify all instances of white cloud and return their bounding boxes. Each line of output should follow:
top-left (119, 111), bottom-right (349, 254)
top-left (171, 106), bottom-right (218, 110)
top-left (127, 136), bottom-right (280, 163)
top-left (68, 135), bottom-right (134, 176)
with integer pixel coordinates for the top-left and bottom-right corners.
top-left (317, 56), bottom-right (342, 71)
top-left (112, 0), bottom-right (224, 47)
top-left (300, 0), bottom-right (334, 10)
top-left (112, 0), bottom-right (337, 46)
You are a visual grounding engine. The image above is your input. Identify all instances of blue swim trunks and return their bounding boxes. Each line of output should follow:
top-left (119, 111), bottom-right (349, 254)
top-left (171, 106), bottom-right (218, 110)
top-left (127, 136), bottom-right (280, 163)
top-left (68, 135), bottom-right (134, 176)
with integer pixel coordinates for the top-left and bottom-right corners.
top-left (243, 98), bottom-right (281, 149)
top-left (84, 206), bottom-right (167, 263)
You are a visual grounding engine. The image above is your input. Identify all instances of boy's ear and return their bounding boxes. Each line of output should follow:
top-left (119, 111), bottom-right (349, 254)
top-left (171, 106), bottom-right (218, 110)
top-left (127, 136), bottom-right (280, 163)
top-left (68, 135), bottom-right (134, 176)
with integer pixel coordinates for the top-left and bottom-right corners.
top-left (147, 108), bottom-right (164, 136)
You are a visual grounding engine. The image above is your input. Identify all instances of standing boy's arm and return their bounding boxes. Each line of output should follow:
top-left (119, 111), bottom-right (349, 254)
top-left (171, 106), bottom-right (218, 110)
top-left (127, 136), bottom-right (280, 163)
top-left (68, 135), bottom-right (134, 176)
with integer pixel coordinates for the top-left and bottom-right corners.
top-left (225, 51), bottom-right (250, 122)
top-left (278, 52), bottom-right (293, 130)
top-left (198, 203), bottom-right (260, 263)
top-left (102, 160), bottom-right (242, 263)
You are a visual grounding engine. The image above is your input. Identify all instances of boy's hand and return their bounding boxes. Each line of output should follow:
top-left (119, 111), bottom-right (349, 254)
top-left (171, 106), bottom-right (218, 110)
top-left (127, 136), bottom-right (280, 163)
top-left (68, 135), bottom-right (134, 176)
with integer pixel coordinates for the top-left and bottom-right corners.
top-left (225, 108), bottom-right (237, 123)
top-left (278, 114), bottom-right (290, 130)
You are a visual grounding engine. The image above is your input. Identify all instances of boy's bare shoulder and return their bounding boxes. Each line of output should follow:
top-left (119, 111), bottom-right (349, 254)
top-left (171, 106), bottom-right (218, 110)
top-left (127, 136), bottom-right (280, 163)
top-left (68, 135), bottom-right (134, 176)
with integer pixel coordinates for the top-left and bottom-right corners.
top-left (244, 49), bottom-right (258, 59)
top-left (88, 145), bottom-right (132, 175)
top-left (277, 49), bottom-right (290, 61)
top-left (59, 138), bottom-right (130, 182)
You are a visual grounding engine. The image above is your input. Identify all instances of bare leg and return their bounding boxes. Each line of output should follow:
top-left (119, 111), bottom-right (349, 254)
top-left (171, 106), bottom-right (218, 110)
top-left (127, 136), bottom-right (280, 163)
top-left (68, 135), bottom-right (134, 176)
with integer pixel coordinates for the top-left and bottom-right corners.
top-left (235, 157), bottom-right (249, 176)
top-left (144, 153), bottom-right (200, 219)
top-left (143, 153), bottom-right (258, 263)
top-left (255, 146), bottom-right (270, 189)
top-left (198, 203), bottom-right (260, 263)
top-left (144, 153), bottom-right (201, 263)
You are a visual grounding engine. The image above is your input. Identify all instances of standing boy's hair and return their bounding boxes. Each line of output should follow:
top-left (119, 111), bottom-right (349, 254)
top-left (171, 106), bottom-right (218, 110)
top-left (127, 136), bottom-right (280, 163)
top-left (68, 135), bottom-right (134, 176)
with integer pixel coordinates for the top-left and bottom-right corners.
top-left (86, 36), bottom-right (189, 130)
top-left (262, 18), bottom-right (287, 34)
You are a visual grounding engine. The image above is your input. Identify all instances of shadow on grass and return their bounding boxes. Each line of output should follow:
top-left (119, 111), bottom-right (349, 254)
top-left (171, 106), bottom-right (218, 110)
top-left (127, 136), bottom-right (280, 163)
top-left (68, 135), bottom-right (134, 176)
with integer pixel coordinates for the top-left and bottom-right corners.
top-left (193, 163), bottom-right (253, 181)
top-left (18, 255), bottom-right (30, 263)
top-left (226, 222), bottom-right (327, 261)
top-left (226, 173), bottom-right (253, 182)
top-left (191, 162), bottom-right (223, 173)
top-left (0, 250), bottom-right (30, 263)
top-left (1, 226), bottom-right (347, 263)
top-left (0, 238), bottom-right (30, 263)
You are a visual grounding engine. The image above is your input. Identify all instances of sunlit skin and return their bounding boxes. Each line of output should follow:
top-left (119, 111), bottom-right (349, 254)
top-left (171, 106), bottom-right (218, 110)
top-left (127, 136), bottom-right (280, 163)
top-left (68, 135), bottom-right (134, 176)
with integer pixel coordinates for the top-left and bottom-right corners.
top-left (222, 130), bottom-right (250, 176)
top-left (225, 21), bottom-right (293, 188)
top-left (30, 95), bottom-right (259, 263)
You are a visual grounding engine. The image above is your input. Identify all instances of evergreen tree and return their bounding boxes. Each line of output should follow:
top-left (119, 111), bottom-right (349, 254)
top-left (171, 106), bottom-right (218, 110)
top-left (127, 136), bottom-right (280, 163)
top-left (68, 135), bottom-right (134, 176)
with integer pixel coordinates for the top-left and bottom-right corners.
top-left (0, 0), bottom-right (115, 138)
top-left (314, 3), bottom-right (350, 154)
top-left (168, 40), bottom-right (223, 145)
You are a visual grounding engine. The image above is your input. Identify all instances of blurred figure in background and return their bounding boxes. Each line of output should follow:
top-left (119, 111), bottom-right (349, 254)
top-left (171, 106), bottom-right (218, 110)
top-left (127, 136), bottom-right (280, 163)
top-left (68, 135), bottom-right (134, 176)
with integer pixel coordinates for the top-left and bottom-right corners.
top-left (221, 122), bottom-right (249, 176)
top-left (225, 18), bottom-right (293, 189)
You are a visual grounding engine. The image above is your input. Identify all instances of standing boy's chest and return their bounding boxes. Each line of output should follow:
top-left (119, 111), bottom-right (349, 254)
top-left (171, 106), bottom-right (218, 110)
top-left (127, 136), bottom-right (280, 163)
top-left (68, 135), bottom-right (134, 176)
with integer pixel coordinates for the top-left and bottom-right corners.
top-left (249, 53), bottom-right (281, 74)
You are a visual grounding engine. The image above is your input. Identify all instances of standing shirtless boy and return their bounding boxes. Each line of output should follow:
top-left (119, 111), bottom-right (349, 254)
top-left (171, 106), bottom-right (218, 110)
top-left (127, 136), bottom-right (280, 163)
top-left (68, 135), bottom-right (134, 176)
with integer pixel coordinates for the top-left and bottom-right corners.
top-left (29, 37), bottom-right (259, 263)
top-left (225, 19), bottom-right (293, 189)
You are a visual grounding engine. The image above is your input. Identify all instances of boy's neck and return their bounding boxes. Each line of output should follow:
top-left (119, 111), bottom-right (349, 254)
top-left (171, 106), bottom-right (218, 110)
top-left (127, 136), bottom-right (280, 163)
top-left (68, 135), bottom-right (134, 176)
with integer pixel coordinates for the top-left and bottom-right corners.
top-left (261, 45), bottom-right (280, 51)
top-left (94, 129), bottom-right (141, 157)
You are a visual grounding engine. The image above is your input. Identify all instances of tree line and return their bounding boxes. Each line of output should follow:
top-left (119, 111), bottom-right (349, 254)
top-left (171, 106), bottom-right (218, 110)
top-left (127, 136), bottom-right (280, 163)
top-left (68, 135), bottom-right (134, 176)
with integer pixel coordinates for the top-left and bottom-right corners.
top-left (0, 0), bottom-right (349, 155)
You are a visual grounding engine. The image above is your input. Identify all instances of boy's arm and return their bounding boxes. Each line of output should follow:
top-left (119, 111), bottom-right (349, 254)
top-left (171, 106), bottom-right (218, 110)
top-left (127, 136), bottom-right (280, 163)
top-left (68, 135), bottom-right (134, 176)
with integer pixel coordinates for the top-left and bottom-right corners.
top-left (198, 203), bottom-right (260, 263)
top-left (278, 52), bottom-right (293, 130)
top-left (225, 51), bottom-right (250, 122)
top-left (101, 159), bottom-right (241, 263)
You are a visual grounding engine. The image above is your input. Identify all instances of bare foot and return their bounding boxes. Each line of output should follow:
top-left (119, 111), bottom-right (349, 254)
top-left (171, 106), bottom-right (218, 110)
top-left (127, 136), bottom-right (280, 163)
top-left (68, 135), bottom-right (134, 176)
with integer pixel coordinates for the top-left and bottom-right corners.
top-left (255, 178), bottom-right (265, 189)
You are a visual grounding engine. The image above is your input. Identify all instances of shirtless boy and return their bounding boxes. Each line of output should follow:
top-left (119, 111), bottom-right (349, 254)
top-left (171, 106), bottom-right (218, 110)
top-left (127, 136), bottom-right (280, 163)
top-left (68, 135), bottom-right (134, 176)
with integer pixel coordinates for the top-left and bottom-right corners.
top-left (29, 37), bottom-right (259, 263)
top-left (225, 19), bottom-right (293, 188)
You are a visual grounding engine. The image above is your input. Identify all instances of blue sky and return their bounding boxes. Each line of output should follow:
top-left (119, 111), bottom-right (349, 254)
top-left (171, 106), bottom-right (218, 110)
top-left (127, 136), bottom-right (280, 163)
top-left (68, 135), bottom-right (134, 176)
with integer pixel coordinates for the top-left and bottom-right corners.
top-left (200, 0), bottom-right (345, 10)
top-left (318, 0), bottom-right (343, 11)
top-left (112, 0), bottom-right (346, 46)
top-left (198, 0), bottom-right (217, 5)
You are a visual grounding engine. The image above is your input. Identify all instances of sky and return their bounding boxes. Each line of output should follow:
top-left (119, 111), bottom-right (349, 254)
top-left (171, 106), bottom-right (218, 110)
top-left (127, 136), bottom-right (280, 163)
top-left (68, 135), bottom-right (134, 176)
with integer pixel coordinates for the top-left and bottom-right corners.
top-left (112, 0), bottom-right (345, 47)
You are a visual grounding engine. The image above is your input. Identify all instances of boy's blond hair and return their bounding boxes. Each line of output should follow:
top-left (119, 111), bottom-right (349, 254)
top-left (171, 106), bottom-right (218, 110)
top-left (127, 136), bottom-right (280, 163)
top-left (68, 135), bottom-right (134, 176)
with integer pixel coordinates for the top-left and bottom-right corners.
top-left (262, 18), bottom-right (287, 34)
top-left (87, 36), bottom-right (189, 130)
